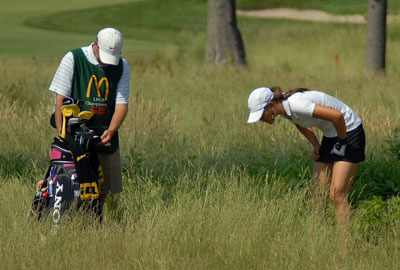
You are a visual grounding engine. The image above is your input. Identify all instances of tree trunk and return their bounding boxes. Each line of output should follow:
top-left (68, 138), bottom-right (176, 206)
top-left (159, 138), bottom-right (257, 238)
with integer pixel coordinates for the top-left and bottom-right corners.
top-left (207, 0), bottom-right (246, 67)
top-left (365, 0), bottom-right (387, 74)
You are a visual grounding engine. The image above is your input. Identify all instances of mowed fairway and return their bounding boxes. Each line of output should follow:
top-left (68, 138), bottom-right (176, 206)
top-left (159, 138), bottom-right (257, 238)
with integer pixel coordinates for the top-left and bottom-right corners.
top-left (0, 0), bottom-right (399, 269)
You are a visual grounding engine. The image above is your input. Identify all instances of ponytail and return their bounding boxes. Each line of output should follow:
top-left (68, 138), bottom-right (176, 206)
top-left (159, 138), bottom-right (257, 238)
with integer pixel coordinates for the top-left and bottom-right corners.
top-left (270, 86), bottom-right (310, 101)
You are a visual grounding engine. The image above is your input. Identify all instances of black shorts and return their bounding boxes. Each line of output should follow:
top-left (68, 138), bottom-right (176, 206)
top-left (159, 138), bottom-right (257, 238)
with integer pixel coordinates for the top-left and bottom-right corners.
top-left (318, 124), bottom-right (365, 163)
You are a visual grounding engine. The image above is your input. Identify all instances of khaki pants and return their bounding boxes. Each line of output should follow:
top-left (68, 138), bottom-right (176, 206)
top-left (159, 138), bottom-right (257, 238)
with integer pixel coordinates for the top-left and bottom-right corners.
top-left (97, 147), bottom-right (123, 194)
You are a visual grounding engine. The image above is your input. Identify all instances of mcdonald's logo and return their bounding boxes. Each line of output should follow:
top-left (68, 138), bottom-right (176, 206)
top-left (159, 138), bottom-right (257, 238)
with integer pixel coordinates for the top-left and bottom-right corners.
top-left (87, 75), bottom-right (109, 100)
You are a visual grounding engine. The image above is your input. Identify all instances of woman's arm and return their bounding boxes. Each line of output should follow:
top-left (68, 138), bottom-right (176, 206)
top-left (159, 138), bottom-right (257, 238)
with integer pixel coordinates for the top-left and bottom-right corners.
top-left (312, 104), bottom-right (347, 139)
top-left (295, 124), bottom-right (321, 161)
top-left (295, 125), bottom-right (320, 147)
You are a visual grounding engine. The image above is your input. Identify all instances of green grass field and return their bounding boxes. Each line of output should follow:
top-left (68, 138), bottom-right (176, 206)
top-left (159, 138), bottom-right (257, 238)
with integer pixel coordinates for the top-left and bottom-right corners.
top-left (237, 0), bottom-right (400, 14)
top-left (0, 0), bottom-right (399, 269)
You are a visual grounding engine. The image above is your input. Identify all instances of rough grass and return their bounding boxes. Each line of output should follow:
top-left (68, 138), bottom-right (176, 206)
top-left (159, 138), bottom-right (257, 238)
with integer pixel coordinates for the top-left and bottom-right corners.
top-left (1, 174), bottom-right (399, 270)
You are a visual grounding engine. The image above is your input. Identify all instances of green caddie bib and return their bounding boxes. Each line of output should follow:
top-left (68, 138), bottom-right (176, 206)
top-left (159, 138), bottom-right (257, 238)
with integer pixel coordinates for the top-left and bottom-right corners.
top-left (71, 48), bottom-right (123, 153)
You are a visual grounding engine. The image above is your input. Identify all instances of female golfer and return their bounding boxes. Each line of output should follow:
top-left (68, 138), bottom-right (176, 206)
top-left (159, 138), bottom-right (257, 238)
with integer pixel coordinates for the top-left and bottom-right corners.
top-left (247, 86), bottom-right (365, 234)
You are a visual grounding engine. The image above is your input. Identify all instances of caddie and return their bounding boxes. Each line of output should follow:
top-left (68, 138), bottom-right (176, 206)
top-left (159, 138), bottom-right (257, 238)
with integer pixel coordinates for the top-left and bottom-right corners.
top-left (49, 27), bottom-right (130, 211)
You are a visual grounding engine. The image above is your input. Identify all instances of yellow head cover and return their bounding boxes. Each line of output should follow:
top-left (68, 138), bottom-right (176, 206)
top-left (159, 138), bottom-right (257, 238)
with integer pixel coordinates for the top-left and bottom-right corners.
top-left (60, 104), bottom-right (81, 138)
top-left (77, 111), bottom-right (94, 120)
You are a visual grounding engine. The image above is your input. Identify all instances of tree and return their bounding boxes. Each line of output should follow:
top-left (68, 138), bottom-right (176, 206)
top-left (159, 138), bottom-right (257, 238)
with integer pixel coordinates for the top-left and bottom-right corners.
top-left (206, 0), bottom-right (246, 67)
top-left (365, 0), bottom-right (387, 74)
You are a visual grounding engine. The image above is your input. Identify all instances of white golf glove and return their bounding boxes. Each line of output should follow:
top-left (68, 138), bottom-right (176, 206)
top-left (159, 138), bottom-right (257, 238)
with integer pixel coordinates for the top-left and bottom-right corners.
top-left (330, 137), bottom-right (347, 157)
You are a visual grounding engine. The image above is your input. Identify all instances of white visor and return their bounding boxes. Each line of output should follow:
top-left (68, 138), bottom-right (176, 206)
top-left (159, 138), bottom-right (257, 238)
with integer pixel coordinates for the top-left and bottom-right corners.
top-left (247, 108), bottom-right (264, 123)
top-left (247, 87), bottom-right (273, 124)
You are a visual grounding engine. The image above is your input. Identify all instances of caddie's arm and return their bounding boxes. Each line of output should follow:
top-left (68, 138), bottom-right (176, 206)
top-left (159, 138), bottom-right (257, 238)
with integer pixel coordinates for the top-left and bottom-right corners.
top-left (55, 93), bottom-right (65, 136)
top-left (99, 104), bottom-right (128, 145)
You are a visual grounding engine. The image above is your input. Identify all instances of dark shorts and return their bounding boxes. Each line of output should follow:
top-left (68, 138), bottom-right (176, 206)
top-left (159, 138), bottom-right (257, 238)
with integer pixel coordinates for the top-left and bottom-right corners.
top-left (318, 124), bottom-right (366, 163)
top-left (97, 147), bottom-right (123, 194)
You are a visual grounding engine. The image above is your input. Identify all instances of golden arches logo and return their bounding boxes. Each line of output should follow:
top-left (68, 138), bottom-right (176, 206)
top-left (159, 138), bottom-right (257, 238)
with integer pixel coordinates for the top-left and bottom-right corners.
top-left (87, 75), bottom-right (109, 100)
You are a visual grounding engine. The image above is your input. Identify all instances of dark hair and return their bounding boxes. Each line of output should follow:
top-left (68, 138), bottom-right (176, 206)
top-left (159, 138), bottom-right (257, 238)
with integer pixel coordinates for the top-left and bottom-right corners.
top-left (270, 86), bottom-right (310, 101)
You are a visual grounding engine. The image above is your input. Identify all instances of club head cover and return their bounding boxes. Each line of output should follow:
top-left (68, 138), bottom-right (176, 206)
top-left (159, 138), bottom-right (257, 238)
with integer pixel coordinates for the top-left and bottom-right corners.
top-left (62, 97), bottom-right (75, 106)
top-left (62, 97), bottom-right (83, 108)
top-left (61, 105), bottom-right (81, 138)
top-left (78, 111), bottom-right (94, 120)
top-left (61, 104), bottom-right (81, 117)
top-left (61, 115), bottom-right (67, 138)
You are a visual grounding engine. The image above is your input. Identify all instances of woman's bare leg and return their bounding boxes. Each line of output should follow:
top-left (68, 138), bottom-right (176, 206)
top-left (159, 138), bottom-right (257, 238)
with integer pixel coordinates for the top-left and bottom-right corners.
top-left (330, 161), bottom-right (359, 245)
top-left (312, 162), bottom-right (333, 218)
top-left (313, 162), bottom-right (333, 199)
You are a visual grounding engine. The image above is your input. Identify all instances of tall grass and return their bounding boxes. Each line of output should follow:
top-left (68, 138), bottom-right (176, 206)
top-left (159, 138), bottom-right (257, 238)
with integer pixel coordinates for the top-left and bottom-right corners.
top-left (1, 172), bottom-right (399, 269)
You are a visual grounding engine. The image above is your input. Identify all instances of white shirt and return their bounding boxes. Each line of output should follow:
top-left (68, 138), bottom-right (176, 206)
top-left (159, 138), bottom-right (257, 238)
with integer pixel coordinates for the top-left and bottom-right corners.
top-left (282, 90), bottom-right (362, 138)
top-left (49, 44), bottom-right (130, 104)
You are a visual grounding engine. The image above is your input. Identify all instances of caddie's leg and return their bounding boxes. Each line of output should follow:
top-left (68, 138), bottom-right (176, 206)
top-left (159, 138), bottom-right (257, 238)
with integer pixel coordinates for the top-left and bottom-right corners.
top-left (100, 194), bottom-right (107, 207)
top-left (97, 147), bottom-right (123, 220)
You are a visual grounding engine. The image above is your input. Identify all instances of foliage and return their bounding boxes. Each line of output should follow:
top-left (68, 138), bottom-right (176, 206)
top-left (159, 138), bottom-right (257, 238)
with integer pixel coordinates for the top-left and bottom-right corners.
top-left (352, 156), bottom-right (400, 202)
top-left (353, 196), bottom-right (400, 241)
top-left (387, 126), bottom-right (400, 160)
top-left (350, 127), bottom-right (400, 202)
top-left (0, 152), bottom-right (33, 179)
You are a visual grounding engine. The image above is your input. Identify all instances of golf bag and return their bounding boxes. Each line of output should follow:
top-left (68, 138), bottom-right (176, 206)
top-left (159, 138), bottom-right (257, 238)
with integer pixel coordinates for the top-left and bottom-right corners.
top-left (28, 98), bottom-right (103, 224)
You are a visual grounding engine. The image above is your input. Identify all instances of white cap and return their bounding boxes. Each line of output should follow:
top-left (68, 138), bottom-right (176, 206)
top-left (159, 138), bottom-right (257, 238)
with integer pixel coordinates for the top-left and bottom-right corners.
top-left (97, 28), bottom-right (123, 65)
top-left (247, 87), bottom-right (274, 123)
